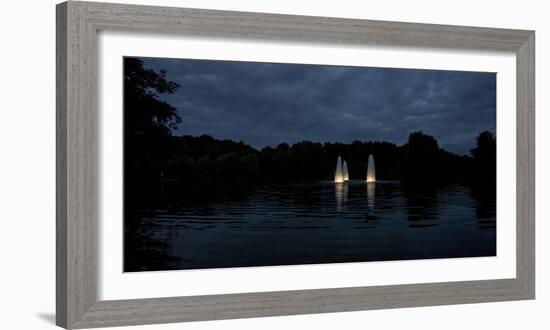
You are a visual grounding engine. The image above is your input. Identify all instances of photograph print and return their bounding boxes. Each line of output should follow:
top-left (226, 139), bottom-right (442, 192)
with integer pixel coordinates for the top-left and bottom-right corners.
top-left (123, 56), bottom-right (496, 272)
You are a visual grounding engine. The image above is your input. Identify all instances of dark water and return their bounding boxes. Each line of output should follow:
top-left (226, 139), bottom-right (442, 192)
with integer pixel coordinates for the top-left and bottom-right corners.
top-left (124, 180), bottom-right (496, 272)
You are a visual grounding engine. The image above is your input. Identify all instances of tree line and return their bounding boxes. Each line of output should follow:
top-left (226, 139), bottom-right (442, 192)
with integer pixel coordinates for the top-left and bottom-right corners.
top-left (128, 131), bottom-right (495, 184)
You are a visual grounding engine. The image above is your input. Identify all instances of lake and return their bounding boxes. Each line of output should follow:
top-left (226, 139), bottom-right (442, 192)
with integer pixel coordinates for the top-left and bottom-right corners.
top-left (124, 180), bottom-right (496, 272)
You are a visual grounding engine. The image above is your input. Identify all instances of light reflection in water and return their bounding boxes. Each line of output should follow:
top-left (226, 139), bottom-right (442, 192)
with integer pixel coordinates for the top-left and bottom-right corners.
top-left (366, 182), bottom-right (375, 210)
top-left (335, 182), bottom-right (348, 211)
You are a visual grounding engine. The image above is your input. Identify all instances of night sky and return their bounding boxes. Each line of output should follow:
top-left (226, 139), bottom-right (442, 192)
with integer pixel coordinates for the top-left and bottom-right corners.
top-left (141, 57), bottom-right (496, 155)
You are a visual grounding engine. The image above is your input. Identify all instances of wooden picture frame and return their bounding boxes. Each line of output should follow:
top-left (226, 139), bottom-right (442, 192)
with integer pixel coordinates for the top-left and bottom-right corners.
top-left (56, 1), bottom-right (535, 328)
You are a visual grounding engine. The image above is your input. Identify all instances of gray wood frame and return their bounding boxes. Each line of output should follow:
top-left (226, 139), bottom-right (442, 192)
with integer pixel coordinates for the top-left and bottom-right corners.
top-left (56, 1), bottom-right (535, 328)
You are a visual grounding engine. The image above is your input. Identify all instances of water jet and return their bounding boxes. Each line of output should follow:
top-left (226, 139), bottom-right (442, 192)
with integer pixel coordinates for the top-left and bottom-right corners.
top-left (343, 161), bottom-right (349, 181)
top-left (366, 154), bottom-right (376, 183)
top-left (334, 156), bottom-right (344, 183)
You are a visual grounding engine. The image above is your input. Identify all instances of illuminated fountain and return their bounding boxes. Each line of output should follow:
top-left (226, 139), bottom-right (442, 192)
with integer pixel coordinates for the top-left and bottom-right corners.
top-left (365, 154), bottom-right (376, 219)
top-left (343, 161), bottom-right (349, 181)
top-left (366, 154), bottom-right (376, 183)
top-left (334, 156), bottom-right (344, 183)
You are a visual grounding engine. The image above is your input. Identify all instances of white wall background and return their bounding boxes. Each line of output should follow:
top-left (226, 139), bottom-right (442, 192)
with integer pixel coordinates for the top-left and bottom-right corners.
top-left (0, 0), bottom-right (547, 329)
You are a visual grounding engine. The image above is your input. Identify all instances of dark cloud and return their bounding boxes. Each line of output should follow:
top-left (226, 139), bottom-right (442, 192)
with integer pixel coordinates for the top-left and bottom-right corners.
top-left (141, 57), bottom-right (496, 155)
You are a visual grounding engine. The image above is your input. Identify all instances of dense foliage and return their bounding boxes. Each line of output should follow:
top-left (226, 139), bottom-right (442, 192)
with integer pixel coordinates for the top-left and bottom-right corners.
top-left (153, 131), bottom-right (493, 184)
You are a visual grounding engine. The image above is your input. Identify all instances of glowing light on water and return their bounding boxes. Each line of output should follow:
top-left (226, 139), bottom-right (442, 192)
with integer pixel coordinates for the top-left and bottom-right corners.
top-left (343, 161), bottom-right (349, 181)
top-left (334, 156), bottom-right (344, 183)
top-left (335, 181), bottom-right (348, 211)
top-left (366, 181), bottom-right (375, 209)
top-left (366, 154), bottom-right (376, 183)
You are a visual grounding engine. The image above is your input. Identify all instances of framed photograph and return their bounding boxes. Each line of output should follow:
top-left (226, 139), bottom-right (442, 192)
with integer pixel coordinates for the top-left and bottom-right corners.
top-left (56, 1), bottom-right (535, 328)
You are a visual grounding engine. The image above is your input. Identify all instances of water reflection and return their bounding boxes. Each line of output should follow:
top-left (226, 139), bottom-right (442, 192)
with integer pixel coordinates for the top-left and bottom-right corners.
top-left (125, 181), bottom-right (496, 271)
top-left (335, 182), bottom-right (349, 211)
top-left (365, 182), bottom-right (376, 223)
top-left (403, 184), bottom-right (439, 227)
top-left (124, 219), bottom-right (181, 272)
top-left (366, 182), bottom-right (375, 209)
top-left (470, 185), bottom-right (497, 230)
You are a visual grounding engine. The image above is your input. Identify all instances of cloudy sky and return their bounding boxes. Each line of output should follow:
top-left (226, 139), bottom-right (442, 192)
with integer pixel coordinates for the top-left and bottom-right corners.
top-left (141, 57), bottom-right (496, 155)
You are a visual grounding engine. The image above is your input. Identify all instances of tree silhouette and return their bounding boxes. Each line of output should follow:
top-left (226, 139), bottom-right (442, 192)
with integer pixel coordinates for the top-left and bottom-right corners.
top-left (470, 131), bottom-right (496, 183)
top-left (401, 131), bottom-right (440, 182)
top-left (124, 58), bottom-right (181, 203)
top-left (124, 57), bottom-right (181, 137)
